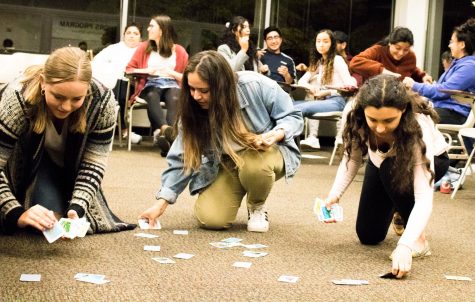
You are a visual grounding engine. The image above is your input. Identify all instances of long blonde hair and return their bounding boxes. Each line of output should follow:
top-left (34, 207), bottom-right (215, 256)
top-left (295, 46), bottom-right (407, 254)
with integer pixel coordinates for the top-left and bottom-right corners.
top-left (21, 47), bottom-right (92, 134)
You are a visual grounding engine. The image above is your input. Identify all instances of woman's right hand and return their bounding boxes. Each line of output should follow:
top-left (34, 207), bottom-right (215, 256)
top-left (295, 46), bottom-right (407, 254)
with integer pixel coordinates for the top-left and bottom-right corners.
top-left (239, 36), bottom-right (249, 52)
top-left (324, 196), bottom-right (339, 209)
top-left (138, 199), bottom-right (169, 228)
top-left (17, 204), bottom-right (57, 232)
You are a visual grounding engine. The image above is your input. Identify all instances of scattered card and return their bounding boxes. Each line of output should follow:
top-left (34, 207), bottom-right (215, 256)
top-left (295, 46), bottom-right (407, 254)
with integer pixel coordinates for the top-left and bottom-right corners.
top-left (173, 253), bottom-right (194, 260)
top-left (173, 230), bottom-right (189, 235)
top-left (233, 261), bottom-right (252, 269)
top-left (138, 218), bottom-right (161, 230)
top-left (278, 275), bottom-right (299, 283)
top-left (243, 251), bottom-right (268, 258)
top-left (144, 245), bottom-right (161, 252)
top-left (332, 279), bottom-right (369, 285)
top-left (445, 275), bottom-right (472, 281)
top-left (20, 274), bottom-right (41, 282)
top-left (42, 221), bottom-right (64, 243)
top-left (241, 243), bottom-right (268, 249)
top-left (134, 233), bottom-right (159, 239)
top-left (221, 237), bottom-right (242, 243)
top-left (74, 273), bottom-right (109, 284)
top-left (152, 257), bottom-right (176, 264)
top-left (209, 241), bottom-right (242, 248)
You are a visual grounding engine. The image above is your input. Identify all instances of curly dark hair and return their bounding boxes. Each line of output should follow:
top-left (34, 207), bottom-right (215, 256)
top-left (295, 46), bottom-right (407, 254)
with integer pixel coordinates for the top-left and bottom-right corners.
top-left (343, 74), bottom-right (438, 193)
top-left (220, 16), bottom-right (258, 70)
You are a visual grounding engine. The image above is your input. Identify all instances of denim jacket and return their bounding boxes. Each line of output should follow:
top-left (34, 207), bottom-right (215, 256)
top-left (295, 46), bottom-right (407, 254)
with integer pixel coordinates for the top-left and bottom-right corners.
top-left (157, 71), bottom-right (304, 204)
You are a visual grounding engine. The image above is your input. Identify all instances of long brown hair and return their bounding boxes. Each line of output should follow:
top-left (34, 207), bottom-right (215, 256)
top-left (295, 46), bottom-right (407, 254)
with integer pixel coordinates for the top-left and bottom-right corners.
top-left (21, 46), bottom-right (92, 134)
top-left (308, 29), bottom-right (336, 85)
top-left (146, 15), bottom-right (177, 57)
top-left (344, 74), bottom-right (438, 193)
top-left (177, 50), bottom-right (261, 174)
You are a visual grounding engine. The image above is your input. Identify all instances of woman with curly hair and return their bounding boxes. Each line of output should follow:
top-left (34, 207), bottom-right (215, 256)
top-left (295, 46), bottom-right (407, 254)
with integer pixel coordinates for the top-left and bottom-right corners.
top-left (322, 75), bottom-right (449, 278)
top-left (217, 16), bottom-right (260, 72)
top-left (139, 51), bottom-right (303, 233)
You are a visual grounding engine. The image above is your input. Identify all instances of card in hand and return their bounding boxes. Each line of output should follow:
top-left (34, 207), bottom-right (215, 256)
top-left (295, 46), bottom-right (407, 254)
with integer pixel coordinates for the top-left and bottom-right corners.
top-left (43, 221), bottom-right (64, 243)
top-left (313, 198), bottom-right (343, 222)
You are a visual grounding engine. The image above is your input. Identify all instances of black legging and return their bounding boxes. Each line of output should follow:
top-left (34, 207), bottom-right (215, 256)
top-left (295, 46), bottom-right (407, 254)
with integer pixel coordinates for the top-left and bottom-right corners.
top-left (355, 152), bottom-right (449, 245)
top-left (139, 86), bottom-right (180, 132)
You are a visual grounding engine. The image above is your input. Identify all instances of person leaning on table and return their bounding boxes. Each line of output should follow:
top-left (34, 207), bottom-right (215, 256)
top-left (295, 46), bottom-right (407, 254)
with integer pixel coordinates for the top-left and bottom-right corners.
top-left (139, 50), bottom-right (303, 233)
top-left (0, 46), bottom-right (135, 235)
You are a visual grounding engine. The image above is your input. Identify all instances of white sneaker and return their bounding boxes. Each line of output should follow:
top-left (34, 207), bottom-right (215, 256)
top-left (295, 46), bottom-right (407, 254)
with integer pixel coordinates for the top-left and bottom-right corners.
top-left (300, 136), bottom-right (320, 149)
top-left (130, 132), bottom-right (142, 144)
top-left (247, 206), bottom-right (269, 233)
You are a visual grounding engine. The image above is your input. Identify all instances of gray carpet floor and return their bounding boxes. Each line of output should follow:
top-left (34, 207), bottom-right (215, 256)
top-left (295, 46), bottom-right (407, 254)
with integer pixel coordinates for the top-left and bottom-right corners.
top-left (1, 142), bottom-right (474, 302)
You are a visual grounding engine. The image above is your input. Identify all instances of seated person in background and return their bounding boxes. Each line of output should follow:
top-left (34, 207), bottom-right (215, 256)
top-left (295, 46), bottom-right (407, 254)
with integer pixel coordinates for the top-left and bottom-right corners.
top-left (333, 30), bottom-right (363, 86)
top-left (92, 23), bottom-right (142, 143)
top-left (259, 26), bottom-right (296, 85)
top-left (350, 27), bottom-right (432, 84)
top-left (403, 18), bottom-right (475, 125)
top-left (0, 47), bottom-right (135, 235)
top-left (440, 50), bottom-right (453, 72)
top-left (126, 15), bottom-right (188, 157)
top-left (322, 75), bottom-right (449, 279)
top-left (139, 51), bottom-right (303, 233)
top-left (217, 16), bottom-right (261, 72)
top-left (293, 29), bottom-right (356, 149)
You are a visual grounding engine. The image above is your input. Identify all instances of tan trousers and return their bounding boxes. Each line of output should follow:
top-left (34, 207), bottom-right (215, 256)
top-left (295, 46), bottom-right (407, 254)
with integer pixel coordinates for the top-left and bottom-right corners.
top-left (194, 146), bottom-right (285, 230)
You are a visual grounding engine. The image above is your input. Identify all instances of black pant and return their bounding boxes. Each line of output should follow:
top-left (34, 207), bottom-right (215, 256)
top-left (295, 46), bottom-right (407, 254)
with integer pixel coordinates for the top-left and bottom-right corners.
top-left (355, 153), bottom-right (449, 245)
top-left (31, 153), bottom-right (68, 214)
top-left (139, 86), bottom-right (179, 132)
top-left (435, 107), bottom-right (466, 125)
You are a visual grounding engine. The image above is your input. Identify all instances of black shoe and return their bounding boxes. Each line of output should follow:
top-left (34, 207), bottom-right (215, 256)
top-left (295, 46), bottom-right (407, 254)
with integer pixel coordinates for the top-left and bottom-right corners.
top-left (163, 126), bottom-right (175, 144)
top-left (156, 136), bottom-right (170, 157)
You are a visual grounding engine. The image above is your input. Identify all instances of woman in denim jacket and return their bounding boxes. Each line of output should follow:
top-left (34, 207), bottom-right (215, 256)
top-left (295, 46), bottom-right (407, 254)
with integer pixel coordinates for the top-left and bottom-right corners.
top-left (139, 51), bottom-right (303, 232)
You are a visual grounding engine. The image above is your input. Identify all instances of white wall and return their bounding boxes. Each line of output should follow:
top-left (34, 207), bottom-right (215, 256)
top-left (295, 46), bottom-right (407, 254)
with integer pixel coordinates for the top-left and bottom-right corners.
top-left (393, 0), bottom-right (430, 69)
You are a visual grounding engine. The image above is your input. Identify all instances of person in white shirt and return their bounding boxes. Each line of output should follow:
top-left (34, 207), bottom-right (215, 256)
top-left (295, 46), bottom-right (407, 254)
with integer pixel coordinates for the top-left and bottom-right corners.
top-left (322, 74), bottom-right (449, 278)
top-left (92, 23), bottom-right (142, 142)
top-left (293, 29), bottom-right (356, 149)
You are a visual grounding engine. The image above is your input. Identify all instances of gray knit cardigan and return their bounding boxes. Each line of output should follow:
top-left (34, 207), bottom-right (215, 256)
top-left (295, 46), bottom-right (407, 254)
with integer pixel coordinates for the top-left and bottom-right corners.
top-left (0, 79), bottom-right (135, 234)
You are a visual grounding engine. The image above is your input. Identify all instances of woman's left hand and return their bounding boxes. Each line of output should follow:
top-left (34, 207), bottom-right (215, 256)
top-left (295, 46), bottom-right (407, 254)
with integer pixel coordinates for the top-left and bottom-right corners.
top-left (390, 244), bottom-right (412, 278)
top-left (254, 129), bottom-right (285, 148)
top-left (314, 89), bottom-right (330, 100)
top-left (67, 210), bottom-right (79, 220)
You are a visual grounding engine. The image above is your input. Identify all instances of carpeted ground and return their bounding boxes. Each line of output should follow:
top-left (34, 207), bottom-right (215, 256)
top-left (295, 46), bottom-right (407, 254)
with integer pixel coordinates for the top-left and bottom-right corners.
top-left (1, 142), bottom-right (474, 302)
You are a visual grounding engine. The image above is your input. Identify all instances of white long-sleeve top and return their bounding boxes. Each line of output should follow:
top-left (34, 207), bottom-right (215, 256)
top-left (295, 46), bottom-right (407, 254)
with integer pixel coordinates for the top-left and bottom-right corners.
top-left (92, 41), bottom-right (138, 89)
top-left (298, 55), bottom-right (356, 99)
top-left (328, 113), bottom-right (448, 247)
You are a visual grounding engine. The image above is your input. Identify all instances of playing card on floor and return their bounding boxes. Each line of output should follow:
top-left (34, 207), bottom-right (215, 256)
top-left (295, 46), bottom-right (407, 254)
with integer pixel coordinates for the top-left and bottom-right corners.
top-left (278, 275), bottom-right (299, 283)
top-left (144, 245), bottom-right (161, 252)
top-left (243, 251), bottom-right (268, 258)
top-left (134, 233), bottom-right (159, 238)
top-left (332, 279), bottom-right (369, 285)
top-left (173, 230), bottom-right (189, 235)
top-left (233, 261), bottom-right (252, 268)
top-left (173, 253), bottom-right (194, 260)
top-left (152, 257), bottom-right (176, 264)
top-left (20, 274), bottom-right (41, 282)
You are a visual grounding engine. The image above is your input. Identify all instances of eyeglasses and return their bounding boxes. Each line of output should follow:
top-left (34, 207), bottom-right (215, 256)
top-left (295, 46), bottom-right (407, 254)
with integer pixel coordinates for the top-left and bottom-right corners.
top-left (266, 35), bottom-right (281, 41)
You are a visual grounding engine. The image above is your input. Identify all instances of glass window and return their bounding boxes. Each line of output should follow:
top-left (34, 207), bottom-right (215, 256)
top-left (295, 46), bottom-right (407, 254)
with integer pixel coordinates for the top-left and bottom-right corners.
top-left (268, 0), bottom-right (393, 72)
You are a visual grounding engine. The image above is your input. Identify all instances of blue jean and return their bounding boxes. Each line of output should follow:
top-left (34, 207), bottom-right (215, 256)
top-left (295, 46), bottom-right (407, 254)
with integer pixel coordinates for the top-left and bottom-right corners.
top-left (293, 95), bottom-right (346, 117)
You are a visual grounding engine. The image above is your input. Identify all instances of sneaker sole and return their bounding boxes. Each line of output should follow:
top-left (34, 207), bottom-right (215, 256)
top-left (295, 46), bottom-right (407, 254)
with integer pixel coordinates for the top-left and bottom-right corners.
top-left (247, 225), bottom-right (269, 233)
